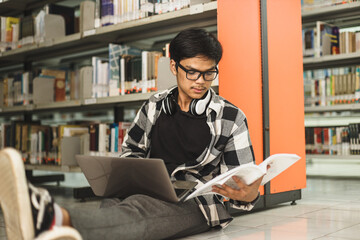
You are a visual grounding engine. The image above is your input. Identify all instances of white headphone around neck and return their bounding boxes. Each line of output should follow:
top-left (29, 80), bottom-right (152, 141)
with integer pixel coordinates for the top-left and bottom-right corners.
top-left (162, 88), bottom-right (211, 116)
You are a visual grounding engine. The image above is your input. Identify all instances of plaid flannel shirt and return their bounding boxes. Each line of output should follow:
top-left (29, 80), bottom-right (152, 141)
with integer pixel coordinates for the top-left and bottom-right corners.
top-left (120, 86), bottom-right (257, 228)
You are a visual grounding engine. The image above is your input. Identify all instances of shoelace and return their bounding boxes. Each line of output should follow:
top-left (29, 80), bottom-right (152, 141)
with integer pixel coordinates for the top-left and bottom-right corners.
top-left (28, 184), bottom-right (52, 230)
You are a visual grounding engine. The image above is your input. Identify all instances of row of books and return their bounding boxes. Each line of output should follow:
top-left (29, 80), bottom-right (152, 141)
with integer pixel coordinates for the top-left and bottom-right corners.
top-left (98, 0), bottom-right (191, 27)
top-left (301, 0), bottom-right (360, 11)
top-left (93, 43), bottom-right (163, 97)
top-left (303, 65), bottom-right (360, 106)
top-left (0, 0), bottom-right (192, 53)
top-left (302, 21), bottom-right (360, 58)
top-left (0, 43), bottom-right (168, 107)
top-left (0, 121), bottom-right (131, 165)
top-left (305, 125), bottom-right (358, 156)
top-left (0, 68), bottom-right (76, 107)
top-left (0, 4), bottom-right (72, 51)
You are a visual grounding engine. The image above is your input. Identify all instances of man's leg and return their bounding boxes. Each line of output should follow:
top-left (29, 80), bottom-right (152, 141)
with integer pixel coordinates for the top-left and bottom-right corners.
top-left (67, 194), bottom-right (210, 240)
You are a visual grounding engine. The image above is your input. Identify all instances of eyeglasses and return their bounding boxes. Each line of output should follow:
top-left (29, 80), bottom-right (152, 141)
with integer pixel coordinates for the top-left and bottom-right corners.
top-left (176, 62), bottom-right (218, 81)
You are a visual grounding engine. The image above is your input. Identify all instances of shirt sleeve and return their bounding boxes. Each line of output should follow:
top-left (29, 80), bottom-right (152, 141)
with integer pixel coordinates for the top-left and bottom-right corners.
top-left (120, 101), bottom-right (150, 158)
top-left (228, 192), bottom-right (260, 211)
top-left (221, 111), bottom-right (255, 171)
top-left (220, 110), bottom-right (257, 209)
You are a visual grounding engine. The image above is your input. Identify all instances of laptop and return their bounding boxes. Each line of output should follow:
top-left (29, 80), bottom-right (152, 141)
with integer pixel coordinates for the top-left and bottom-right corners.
top-left (75, 155), bottom-right (197, 203)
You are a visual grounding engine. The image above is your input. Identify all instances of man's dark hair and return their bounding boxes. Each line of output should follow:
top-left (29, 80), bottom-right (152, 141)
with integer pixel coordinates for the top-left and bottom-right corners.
top-left (169, 28), bottom-right (223, 64)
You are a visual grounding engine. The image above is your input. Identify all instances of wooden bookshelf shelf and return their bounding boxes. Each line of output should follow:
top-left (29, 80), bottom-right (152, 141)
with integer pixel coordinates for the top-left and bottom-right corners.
top-left (84, 92), bottom-right (154, 106)
top-left (305, 104), bottom-right (360, 113)
top-left (306, 154), bottom-right (360, 160)
top-left (0, 94), bottom-right (150, 116)
top-left (302, 2), bottom-right (360, 24)
top-left (0, 2), bottom-right (217, 67)
top-left (305, 115), bottom-right (360, 127)
top-left (303, 52), bottom-right (360, 70)
top-left (25, 164), bottom-right (82, 173)
top-left (35, 100), bottom-right (82, 110)
top-left (0, 104), bottom-right (34, 113)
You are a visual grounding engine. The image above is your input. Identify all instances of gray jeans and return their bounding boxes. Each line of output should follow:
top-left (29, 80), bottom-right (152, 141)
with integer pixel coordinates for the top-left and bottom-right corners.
top-left (67, 194), bottom-right (210, 240)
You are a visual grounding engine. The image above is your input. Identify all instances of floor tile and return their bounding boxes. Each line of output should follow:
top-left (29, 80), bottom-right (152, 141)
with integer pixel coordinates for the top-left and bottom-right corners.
top-left (298, 209), bottom-right (360, 224)
top-left (257, 217), bottom-right (355, 238)
top-left (230, 211), bottom-right (289, 227)
top-left (206, 227), bottom-right (320, 240)
top-left (326, 223), bottom-right (360, 239)
top-left (314, 237), bottom-right (355, 240)
top-left (328, 202), bottom-right (360, 211)
top-left (252, 203), bottom-right (324, 218)
top-left (180, 226), bottom-right (251, 239)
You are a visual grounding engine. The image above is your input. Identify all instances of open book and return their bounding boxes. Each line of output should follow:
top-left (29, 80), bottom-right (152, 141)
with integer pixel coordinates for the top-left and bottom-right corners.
top-left (184, 153), bottom-right (301, 201)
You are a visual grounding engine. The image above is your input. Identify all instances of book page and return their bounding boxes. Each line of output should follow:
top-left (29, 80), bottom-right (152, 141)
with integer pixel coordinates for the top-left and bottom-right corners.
top-left (184, 153), bottom-right (301, 201)
top-left (185, 163), bottom-right (265, 200)
top-left (260, 153), bottom-right (301, 185)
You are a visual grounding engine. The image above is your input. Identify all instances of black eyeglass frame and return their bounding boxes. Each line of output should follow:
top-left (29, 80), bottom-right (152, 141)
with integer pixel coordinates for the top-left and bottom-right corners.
top-left (176, 62), bottom-right (218, 81)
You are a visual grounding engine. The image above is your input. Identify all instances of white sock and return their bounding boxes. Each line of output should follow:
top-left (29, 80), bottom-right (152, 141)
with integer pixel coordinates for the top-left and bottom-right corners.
top-left (53, 203), bottom-right (63, 227)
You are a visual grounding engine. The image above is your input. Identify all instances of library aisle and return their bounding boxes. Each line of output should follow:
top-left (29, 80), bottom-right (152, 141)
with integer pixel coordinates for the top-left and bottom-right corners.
top-left (2, 177), bottom-right (360, 239)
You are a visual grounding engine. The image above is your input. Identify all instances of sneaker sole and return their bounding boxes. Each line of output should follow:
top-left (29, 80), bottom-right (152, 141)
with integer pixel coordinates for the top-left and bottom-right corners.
top-left (0, 148), bottom-right (35, 240)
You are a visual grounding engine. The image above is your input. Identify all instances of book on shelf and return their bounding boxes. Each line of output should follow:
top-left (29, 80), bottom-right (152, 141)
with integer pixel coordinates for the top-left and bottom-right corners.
top-left (80, 0), bottom-right (95, 33)
top-left (303, 28), bottom-right (316, 57)
top-left (340, 31), bottom-right (357, 54)
top-left (304, 65), bottom-right (360, 106)
top-left (41, 69), bottom-right (66, 102)
top-left (5, 17), bottom-right (19, 43)
top-left (305, 126), bottom-right (354, 156)
top-left (101, 0), bottom-right (115, 26)
top-left (33, 75), bottom-right (55, 104)
top-left (46, 3), bottom-right (76, 35)
top-left (1, 72), bottom-right (33, 107)
top-left (0, 80), bottom-right (3, 107)
top-left (19, 15), bottom-right (35, 47)
top-left (92, 56), bottom-right (109, 98)
top-left (184, 153), bottom-right (301, 201)
top-left (88, 121), bottom-right (131, 155)
top-left (79, 66), bottom-right (93, 100)
top-left (34, 11), bottom-right (66, 43)
top-left (315, 21), bottom-right (339, 57)
top-left (108, 43), bottom-right (141, 96)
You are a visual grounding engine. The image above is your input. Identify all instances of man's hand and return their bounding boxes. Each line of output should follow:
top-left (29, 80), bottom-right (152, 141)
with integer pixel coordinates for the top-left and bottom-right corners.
top-left (212, 176), bottom-right (263, 202)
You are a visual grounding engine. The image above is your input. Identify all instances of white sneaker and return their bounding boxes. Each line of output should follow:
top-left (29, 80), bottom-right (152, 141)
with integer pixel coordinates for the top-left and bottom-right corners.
top-left (0, 148), bottom-right (82, 240)
top-left (0, 148), bottom-right (35, 240)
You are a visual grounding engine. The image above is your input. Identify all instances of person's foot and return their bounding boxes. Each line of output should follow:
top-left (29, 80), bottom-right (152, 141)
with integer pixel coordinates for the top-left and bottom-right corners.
top-left (0, 148), bottom-right (56, 239)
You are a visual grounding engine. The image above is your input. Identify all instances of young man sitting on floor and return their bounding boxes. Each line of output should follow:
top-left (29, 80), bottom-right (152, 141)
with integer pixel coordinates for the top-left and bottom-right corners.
top-left (0, 28), bottom-right (261, 240)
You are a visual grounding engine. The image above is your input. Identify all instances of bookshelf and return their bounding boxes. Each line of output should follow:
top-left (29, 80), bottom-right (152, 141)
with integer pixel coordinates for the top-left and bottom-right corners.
top-left (302, 1), bottom-right (360, 24)
top-left (303, 52), bottom-right (360, 70)
top-left (0, 1), bottom-right (217, 67)
top-left (302, 2), bottom-right (360, 169)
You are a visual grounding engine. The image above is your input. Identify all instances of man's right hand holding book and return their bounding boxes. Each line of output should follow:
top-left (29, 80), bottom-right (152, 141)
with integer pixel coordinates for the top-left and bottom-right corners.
top-left (211, 176), bottom-right (263, 203)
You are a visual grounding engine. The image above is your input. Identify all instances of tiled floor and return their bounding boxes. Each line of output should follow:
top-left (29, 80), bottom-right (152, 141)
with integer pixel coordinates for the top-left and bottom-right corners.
top-left (1, 177), bottom-right (360, 239)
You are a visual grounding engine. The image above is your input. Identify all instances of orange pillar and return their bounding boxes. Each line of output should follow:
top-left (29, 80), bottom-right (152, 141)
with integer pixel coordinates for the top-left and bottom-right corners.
top-left (217, 0), bottom-right (263, 165)
top-left (267, 0), bottom-right (306, 193)
top-left (217, 0), bottom-right (264, 194)
top-left (218, 0), bottom-right (306, 195)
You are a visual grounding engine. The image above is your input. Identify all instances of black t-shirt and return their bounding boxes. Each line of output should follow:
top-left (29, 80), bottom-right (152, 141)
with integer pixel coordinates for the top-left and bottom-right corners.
top-left (150, 101), bottom-right (211, 175)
